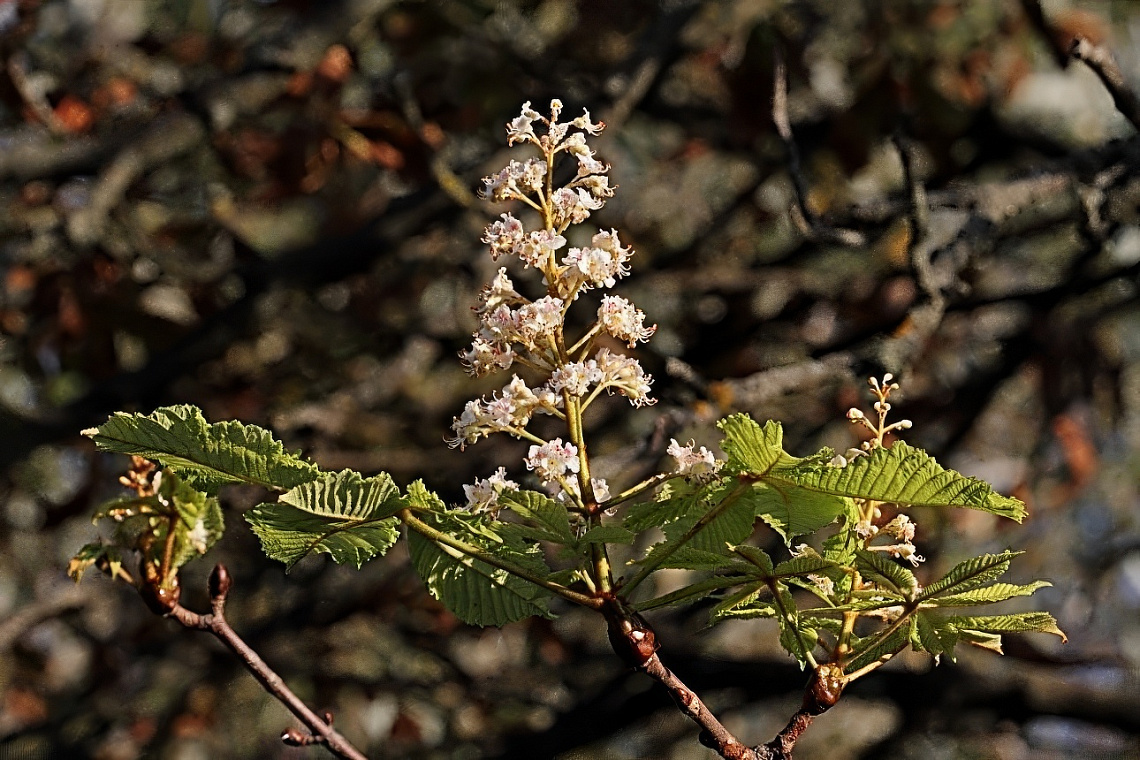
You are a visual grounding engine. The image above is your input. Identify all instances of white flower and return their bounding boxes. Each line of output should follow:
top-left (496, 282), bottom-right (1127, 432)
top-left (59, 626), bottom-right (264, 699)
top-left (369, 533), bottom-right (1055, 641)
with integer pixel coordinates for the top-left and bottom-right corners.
top-left (595, 348), bottom-right (654, 406)
top-left (461, 336), bottom-right (515, 376)
top-left (551, 187), bottom-right (604, 228)
top-left (667, 438), bottom-right (722, 480)
top-left (562, 229), bottom-right (632, 290)
top-left (506, 101), bottom-right (543, 146)
top-left (525, 438), bottom-right (580, 484)
top-left (463, 467), bottom-right (519, 513)
top-left (482, 214), bottom-right (526, 260)
top-left (551, 360), bottom-right (602, 397)
top-left (517, 229), bottom-right (567, 269)
top-left (514, 296), bottom-right (564, 343)
top-left (591, 477), bottom-right (611, 503)
top-left (597, 295), bottom-right (656, 347)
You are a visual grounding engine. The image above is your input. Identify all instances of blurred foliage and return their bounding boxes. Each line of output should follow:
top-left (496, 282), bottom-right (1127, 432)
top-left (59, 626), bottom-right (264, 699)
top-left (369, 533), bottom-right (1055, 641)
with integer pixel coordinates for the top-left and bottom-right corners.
top-left (1, 0), bottom-right (1139, 758)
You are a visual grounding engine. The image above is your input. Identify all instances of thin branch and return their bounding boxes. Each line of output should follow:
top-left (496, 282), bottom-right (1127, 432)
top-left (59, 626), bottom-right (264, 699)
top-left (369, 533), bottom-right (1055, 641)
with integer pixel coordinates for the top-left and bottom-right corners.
top-left (642, 652), bottom-right (760, 759)
top-left (772, 45), bottom-right (865, 247)
top-left (1070, 37), bottom-right (1140, 132)
top-left (166, 565), bottom-right (369, 760)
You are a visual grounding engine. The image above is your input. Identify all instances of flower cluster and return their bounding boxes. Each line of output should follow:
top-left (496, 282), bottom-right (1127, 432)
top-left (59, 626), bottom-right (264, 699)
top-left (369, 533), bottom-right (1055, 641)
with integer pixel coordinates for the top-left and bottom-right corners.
top-left (667, 438), bottom-right (722, 481)
top-left (452, 100), bottom-right (659, 508)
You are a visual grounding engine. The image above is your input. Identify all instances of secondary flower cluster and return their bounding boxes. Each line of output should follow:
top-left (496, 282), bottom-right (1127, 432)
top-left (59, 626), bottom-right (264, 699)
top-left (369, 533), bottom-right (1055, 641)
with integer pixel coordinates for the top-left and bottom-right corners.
top-left (451, 100), bottom-right (659, 511)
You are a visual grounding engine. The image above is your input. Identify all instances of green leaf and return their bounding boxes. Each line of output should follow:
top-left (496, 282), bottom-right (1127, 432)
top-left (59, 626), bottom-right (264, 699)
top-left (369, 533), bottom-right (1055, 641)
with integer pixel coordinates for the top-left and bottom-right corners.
top-left (855, 550), bottom-right (918, 599)
top-left (773, 553), bottom-right (842, 579)
top-left (84, 405), bottom-right (321, 493)
top-left (719, 415), bottom-right (800, 475)
top-left (67, 542), bottom-right (123, 582)
top-left (911, 610), bottom-right (956, 658)
top-left (245, 470), bottom-right (402, 570)
top-left (405, 479), bottom-right (447, 512)
top-left (633, 575), bottom-right (753, 612)
top-left (745, 485), bottom-right (853, 545)
top-left (498, 490), bottom-right (575, 545)
top-left (773, 583), bottom-right (814, 667)
top-left (928, 581), bottom-right (1051, 607)
top-left (787, 441), bottom-right (1026, 521)
top-left (645, 546), bottom-right (744, 571)
top-left (164, 474), bottom-right (224, 569)
top-left (717, 416), bottom-right (849, 542)
top-left (919, 551), bottom-right (1020, 599)
top-left (622, 480), bottom-right (702, 532)
top-left (845, 621), bottom-right (912, 674)
top-left (947, 612), bottom-right (1067, 642)
top-left (636, 481), bottom-right (757, 570)
top-left (728, 544), bottom-right (775, 575)
top-left (957, 628), bottom-right (1005, 653)
top-left (708, 582), bottom-right (774, 624)
top-left (407, 511), bottom-right (553, 626)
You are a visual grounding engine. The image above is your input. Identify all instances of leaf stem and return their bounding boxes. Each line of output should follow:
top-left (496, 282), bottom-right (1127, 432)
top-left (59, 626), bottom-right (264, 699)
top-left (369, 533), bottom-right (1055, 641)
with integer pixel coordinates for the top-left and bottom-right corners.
top-left (619, 480), bottom-right (750, 596)
top-left (398, 509), bottom-right (602, 609)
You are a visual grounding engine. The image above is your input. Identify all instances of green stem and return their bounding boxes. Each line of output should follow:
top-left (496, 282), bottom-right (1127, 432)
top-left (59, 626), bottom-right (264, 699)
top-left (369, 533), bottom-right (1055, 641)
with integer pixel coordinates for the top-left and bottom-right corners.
top-left (399, 509), bottom-right (602, 609)
top-left (619, 480), bottom-right (750, 595)
top-left (840, 602), bottom-right (915, 673)
top-left (604, 472), bottom-right (676, 509)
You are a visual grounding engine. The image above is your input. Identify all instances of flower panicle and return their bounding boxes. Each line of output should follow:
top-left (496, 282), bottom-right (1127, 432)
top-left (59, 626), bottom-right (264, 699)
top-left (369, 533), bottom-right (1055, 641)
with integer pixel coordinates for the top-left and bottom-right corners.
top-left (453, 99), bottom-right (658, 508)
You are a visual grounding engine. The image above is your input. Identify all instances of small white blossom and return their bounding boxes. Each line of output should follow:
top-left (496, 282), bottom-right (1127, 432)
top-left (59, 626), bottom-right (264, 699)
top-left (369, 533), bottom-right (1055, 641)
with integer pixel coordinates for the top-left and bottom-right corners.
top-left (481, 158), bottom-right (546, 201)
top-left (595, 348), bottom-right (654, 406)
top-left (591, 477), bottom-right (611, 503)
top-left (506, 101), bottom-right (543, 146)
top-left (188, 518), bottom-right (210, 553)
top-left (887, 542), bottom-right (925, 567)
top-left (597, 295), bottom-right (656, 347)
top-left (461, 336), bottom-right (515, 376)
top-left (517, 229), bottom-right (567, 269)
top-left (482, 214), bottom-right (526, 260)
top-left (514, 296), bottom-right (564, 345)
top-left (463, 467), bottom-right (519, 513)
top-left (562, 229), bottom-right (632, 289)
top-left (551, 360), bottom-right (602, 397)
top-left (526, 438), bottom-right (580, 484)
top-left (551, 187), bottom-right (604, 228)
top-left (667, 438), bottom-right (722, 480)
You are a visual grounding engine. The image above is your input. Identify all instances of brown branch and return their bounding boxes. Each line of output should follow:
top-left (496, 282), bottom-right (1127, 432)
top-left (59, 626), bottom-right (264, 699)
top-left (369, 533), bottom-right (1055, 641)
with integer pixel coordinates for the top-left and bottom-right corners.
top-left (165, 565), bottom-right (369, 760)
top-left (1019, 0), bottom-right (1072, 69)
top-left (772, 45), bottom-right (864, 248)
top-left (1070, 37), bottom-right (1140, 132)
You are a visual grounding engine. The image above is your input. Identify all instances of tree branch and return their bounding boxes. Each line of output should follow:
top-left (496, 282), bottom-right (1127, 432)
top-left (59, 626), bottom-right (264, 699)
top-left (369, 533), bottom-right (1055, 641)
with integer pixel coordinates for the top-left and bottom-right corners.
top-left (1070, 36), bottom-right (1140, 132)
top-left (165, 565), bottom-right (369, 760)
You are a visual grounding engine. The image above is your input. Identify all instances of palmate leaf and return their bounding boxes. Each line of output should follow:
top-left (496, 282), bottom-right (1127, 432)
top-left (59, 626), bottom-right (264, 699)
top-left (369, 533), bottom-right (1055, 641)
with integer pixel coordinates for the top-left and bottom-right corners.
top-left (633, 480), bottom-right (758, 570)
top-left (919, 551), bottom-right (1021, 599)
top-left (788, 440), bottom-right (1026, 521)
top-left (928, 581), bottom-right (1051, 607)
top-left (947, 612), bottom-right (1067, 642)
top-left (855, 549), bottom-right (918, 599)
top-left (408, 510), bottom-right (553, 626)
top-left (245, 470), bottom-right (402, 570)
top-left (498, 490), bottom-right (575, 545)
top-left (845, 620), bottom-right (913, 673)
top-left (719, 416), bottom-right (848, 543)
top-left (83, 405), bottom-right (321, 494)
top-left (911, 610), bottom-right (958, 659)
top-left (633, 575), bottom-right (754, 612)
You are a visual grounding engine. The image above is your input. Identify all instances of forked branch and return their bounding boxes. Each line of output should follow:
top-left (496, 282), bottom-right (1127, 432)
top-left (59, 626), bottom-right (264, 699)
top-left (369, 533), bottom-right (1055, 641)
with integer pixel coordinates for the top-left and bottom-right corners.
top-left (164, 565), bottom-right (369, 760)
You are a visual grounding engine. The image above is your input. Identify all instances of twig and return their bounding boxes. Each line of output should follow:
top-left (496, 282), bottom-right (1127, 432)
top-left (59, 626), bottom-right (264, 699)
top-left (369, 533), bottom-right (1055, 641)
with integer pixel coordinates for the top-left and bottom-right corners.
top-left (0, 586), bottom-right (89, 652)
top-left (1070, 37), bottom-right (1140, 132)
top-left (772, 46), bottom-right (864, 247)
top-left (642, 652), bottom-right (759, 759)
top-left (165, 565), bottom-right (369, 760)
top-left (1019, 0), bottom-right (1072, 69)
